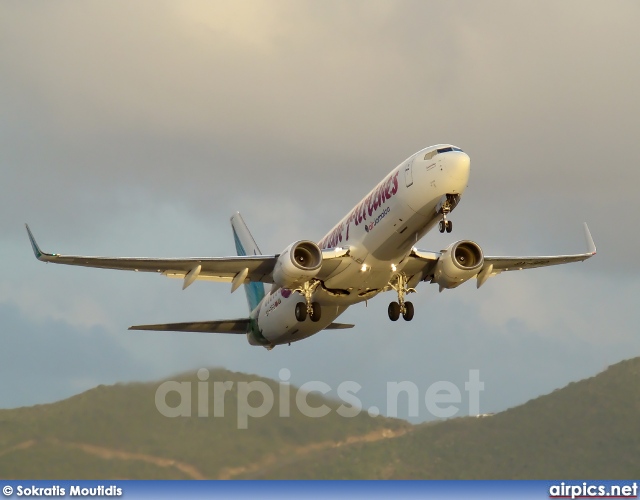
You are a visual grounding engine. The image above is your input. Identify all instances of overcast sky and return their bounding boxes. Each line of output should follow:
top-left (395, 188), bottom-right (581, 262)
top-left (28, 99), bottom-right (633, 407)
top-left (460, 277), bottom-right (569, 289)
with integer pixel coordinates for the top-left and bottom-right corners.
top-left (1, 1), bottom-right (639, 421)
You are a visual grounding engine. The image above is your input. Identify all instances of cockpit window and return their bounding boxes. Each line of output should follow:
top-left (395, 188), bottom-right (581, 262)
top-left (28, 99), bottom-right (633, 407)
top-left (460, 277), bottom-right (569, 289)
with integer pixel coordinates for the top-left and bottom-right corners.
top-left (425, 146), bottom-right (464, 160)
top-left (424, 150), bottom-right (437, 160)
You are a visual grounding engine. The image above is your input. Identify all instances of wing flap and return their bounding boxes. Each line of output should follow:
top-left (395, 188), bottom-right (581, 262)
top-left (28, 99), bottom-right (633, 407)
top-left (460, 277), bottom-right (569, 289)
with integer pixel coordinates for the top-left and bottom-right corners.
top-left (397, 247), bottom-right (441, 282)
top-left (129, 319), bottom-right (250, 333)
top-left (483, 253), bottom-right (593, 271)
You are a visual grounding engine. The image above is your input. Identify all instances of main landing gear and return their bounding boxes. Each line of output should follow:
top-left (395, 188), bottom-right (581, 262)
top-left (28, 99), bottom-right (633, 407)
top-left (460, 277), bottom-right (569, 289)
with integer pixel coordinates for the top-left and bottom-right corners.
top-left (295, 301), bottom-right (321, 322)
top-left (388, 273), bottom-right (416, 321)
top-left (294, 281), bottom-right (321, 322)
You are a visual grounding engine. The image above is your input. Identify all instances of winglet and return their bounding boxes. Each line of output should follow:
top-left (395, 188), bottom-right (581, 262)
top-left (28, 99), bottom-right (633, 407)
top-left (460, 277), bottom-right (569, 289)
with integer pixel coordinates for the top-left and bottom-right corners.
top-left (583, 222), bottom-right (596, 255)
top-left (25, 224), bottom-right (45, 260)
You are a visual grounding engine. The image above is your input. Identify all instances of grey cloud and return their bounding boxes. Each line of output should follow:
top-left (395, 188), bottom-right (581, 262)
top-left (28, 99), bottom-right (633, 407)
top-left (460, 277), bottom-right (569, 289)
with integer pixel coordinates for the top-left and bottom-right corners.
top-left (1, 1), bottom-right (638, 417)
top-left (0, 302), bottom-right (153, 408)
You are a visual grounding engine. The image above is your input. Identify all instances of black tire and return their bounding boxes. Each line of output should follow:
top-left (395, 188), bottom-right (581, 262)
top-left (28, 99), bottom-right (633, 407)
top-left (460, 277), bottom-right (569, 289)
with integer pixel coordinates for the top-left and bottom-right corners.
top-left (403, 301), bottom-right (414, 321)
top-left (388, 302), bottom-right (401, 321)
top-left (310, 302), bottom-right (322, 322)
top-left (438, 220), bottom-right (445, 233)
top-left (295, 302), bottom-right (307, 322)
top-left (446, 220), bottom-right (453, 233)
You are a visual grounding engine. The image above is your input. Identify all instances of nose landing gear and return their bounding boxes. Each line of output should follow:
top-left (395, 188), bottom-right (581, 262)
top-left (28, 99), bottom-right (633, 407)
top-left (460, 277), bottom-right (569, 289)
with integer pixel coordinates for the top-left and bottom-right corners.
top-left (438, 218), bottom-right (453, 233)
top-left (437, 194), bottom-right (460, 233)
top-left (388, 273), bottom-right (416, 321)
top-left (438, 202), bottom-right (453, 233)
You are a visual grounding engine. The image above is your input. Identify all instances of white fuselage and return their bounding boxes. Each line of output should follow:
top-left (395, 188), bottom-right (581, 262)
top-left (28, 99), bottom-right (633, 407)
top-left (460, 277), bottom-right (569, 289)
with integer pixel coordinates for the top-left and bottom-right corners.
top-left (249, 145), bottom-right (471, 346)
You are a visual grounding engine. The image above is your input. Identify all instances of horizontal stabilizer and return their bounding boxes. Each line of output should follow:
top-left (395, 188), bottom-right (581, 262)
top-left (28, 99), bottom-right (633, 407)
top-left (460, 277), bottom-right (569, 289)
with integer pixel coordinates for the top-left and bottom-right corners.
top-left (324, 322), bottom-right (355, 330)
top-left (129, 319), bottom-right (250, 334)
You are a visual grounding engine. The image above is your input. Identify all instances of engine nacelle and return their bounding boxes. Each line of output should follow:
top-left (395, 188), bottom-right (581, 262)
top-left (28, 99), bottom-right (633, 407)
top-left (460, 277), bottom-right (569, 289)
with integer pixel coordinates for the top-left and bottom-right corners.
top-left (433, 240), bottom-right (484, 289)
top-left (272, 240), bottom-right (322, 289)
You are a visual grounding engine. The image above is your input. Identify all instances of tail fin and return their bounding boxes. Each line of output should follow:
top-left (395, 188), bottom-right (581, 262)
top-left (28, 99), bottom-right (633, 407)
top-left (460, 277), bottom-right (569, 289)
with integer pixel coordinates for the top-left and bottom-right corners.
top-left (230, 213), bottom-right (266, 312)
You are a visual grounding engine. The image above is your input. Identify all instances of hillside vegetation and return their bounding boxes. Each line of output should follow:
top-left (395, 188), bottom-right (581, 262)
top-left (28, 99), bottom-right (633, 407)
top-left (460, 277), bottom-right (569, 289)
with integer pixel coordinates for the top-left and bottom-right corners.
top-left (0, 369), bottom-right (408, 479)
top-left (1, 359), bottom-right (639, 479)
top-left (257, 358), bottom-right (640, 479)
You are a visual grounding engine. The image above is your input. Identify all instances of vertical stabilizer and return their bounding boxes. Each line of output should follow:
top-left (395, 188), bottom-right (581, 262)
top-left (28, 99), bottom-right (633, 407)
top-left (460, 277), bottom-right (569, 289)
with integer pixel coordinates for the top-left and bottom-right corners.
top-left (230, 213), bottom-right (266, 312)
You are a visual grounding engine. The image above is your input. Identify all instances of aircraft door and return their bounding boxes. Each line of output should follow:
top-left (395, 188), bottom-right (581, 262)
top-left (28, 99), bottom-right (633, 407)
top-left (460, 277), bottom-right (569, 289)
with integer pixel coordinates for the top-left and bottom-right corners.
top-left (404, 160), bottom-right (414, 187)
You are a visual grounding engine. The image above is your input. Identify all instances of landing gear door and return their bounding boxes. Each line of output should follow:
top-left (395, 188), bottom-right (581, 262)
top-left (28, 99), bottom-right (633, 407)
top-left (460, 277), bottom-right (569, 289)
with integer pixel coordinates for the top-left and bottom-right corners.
top-left (404, 160), bottom-right (414, 187)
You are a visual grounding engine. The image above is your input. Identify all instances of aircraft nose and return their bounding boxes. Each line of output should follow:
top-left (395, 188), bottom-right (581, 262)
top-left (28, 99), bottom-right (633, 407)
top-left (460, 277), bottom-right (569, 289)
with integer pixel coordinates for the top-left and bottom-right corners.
top-left (445, 151), bottom-right (470, 191)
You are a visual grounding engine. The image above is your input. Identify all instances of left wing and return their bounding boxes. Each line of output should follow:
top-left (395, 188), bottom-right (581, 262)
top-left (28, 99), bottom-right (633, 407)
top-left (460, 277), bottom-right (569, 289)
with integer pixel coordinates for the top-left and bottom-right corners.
top-left (401, 223), bottom-right (596, 289)
top-left (25, 225), bottom-right (347, 289)
top-left (26, 223), bottom-right (276, 285)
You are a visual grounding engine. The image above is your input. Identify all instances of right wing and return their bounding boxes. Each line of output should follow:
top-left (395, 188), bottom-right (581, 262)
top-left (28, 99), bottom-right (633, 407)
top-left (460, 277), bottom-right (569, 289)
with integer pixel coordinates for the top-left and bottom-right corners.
top-left (399, 222), bottom-right (596, 289)
top-left (25, 225), bottom-right (348, 289)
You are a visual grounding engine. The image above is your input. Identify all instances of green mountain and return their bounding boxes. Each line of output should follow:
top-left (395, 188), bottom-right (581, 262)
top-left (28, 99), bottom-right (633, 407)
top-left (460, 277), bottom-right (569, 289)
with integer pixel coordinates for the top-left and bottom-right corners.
top-left (0, 369), bottom-right (409, 479)
top-left (256, 358), bottom-right (640, 479)
top-left (1, 358), bottom-right (639, 479)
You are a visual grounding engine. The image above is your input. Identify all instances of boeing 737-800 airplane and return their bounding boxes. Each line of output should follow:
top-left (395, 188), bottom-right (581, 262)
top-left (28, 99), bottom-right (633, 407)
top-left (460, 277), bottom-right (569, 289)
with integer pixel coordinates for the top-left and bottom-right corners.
top-left (26, 144), bottom-right (596, 349)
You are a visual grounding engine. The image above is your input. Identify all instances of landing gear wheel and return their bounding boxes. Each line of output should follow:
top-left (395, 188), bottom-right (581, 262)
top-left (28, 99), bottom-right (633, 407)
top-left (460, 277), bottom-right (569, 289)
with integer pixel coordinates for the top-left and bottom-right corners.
top-left (403, 301), bottom-right (414, 321)
top-left (388, 302), bottom-right (401, 321)
top-left (438, 220), bottom-right (445, 233)
top-left (445, 220), bottom-right (453, 233)
top-left (310, 302), bottom-right (322, 322)
top-left (293, 281), bottom-right (320, 322)
top-left (295, 302), bottom-right (307, 322)
top-left (388, 273), bottom-right (417, 323)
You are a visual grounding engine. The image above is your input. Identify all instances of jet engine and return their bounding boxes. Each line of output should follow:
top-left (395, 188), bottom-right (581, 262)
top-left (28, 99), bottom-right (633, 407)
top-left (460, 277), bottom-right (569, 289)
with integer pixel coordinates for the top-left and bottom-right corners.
top-left (433, 240), bottom-right (484, 289)
top-left (272, 240), bottom-right (323, 288)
